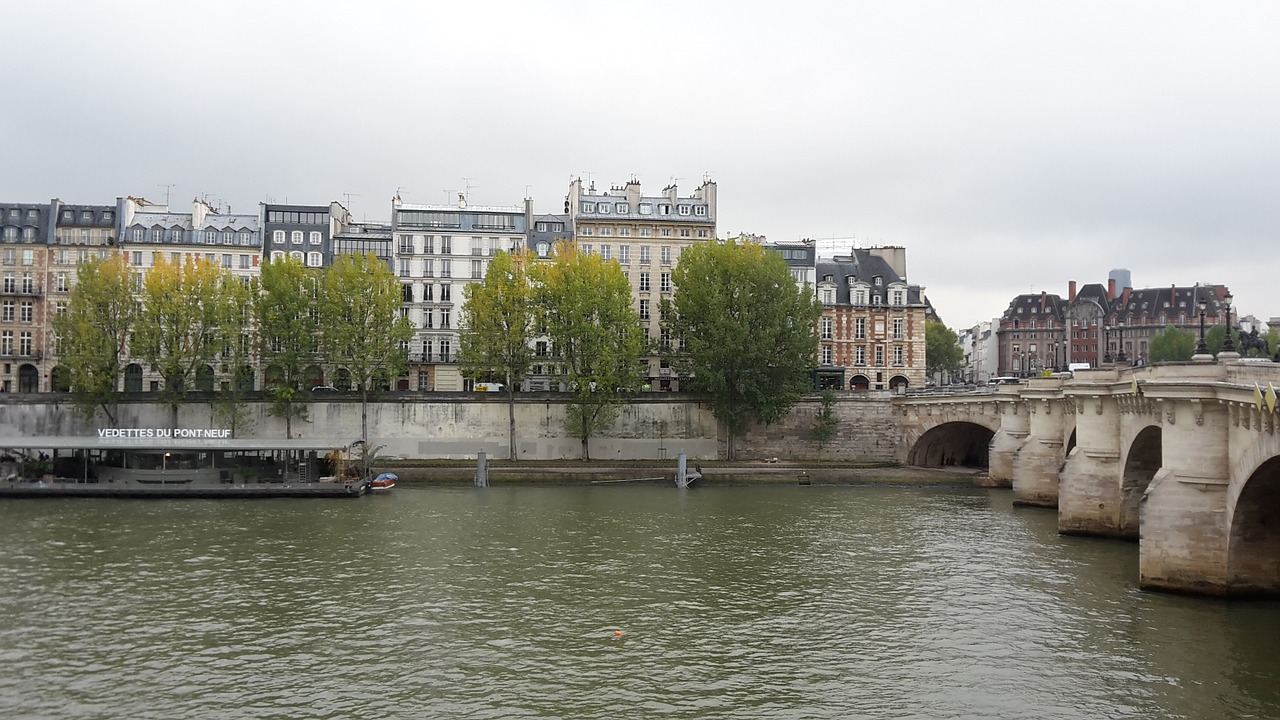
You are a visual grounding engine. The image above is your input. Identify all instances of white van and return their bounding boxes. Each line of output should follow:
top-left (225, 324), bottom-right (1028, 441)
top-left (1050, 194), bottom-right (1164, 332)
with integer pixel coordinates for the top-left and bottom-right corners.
top-left (474, 382), bottom-right (504, 392)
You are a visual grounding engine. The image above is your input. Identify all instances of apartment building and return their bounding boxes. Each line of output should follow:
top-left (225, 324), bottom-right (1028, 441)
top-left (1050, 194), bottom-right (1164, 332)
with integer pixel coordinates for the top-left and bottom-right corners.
top-left (0, 203), bottom-right (54, 392)
top-left (45, 202), bottom-right (118, 391)
top-left (391, 194), bottom-right (529, 391)
top-left (565, 177), bottom-right (717, 390)
top-left (262, 202), bottom-right (352, 269)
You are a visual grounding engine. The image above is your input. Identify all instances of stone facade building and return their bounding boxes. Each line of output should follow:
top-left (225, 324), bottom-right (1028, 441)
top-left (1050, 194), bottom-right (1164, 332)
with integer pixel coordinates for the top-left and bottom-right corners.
top-left (0, 202), bottom-right (53, 392)
top-left (390, 194), bottom-right (529, 391)
top-left (564, 177), bottom-right (717, 390)
top-left (997, 276), bottom-right (1233, 376)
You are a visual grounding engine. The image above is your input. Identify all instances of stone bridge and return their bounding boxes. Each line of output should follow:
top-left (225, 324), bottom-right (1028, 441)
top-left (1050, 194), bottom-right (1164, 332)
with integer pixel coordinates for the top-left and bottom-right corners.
top-left (894, 357), bottom-right (1280, 598)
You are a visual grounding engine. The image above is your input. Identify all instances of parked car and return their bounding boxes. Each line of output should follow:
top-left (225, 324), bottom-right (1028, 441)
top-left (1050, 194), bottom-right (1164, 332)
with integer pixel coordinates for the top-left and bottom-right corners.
top-left (474, 383), bottom-right (504, 392)
top-left (312, 385), bottom-right (340, 394)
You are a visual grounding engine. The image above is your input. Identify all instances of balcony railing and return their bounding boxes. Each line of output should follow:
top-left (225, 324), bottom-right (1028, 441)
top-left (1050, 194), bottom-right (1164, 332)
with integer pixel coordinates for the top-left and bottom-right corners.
top-left (0, 285), bottom-right (43, 296)
top-left (407, 353), bottom-right (458, 364)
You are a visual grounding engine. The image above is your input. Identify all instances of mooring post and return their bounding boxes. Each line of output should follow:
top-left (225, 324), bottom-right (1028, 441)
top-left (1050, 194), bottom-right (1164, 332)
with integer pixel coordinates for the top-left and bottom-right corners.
top-left (676, 453), bottom-right (688, 489)
top-left (475, 450), bottom-right (488, 487)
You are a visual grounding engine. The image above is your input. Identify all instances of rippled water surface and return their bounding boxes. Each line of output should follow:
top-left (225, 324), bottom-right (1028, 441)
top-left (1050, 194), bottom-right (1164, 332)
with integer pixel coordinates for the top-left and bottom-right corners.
top-left (4, 485), bottom-right (1280, 719)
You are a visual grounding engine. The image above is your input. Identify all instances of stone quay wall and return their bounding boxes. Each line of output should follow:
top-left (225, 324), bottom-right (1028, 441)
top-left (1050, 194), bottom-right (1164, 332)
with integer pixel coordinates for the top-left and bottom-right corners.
top-left (0, 391), bottom-right (903, 462)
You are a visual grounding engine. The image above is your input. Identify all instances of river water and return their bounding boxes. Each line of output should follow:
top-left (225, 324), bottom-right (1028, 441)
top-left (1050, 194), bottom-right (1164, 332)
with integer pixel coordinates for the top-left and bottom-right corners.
top-left (3, 484), bottom-right (1280, 719)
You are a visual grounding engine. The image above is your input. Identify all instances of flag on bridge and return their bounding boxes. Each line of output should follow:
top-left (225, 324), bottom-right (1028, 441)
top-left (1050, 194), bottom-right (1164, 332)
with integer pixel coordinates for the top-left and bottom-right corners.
top-left (1255, 383), bottom-right (1265, 411)
top-left (1268, 383), bottom-right (1278, 414)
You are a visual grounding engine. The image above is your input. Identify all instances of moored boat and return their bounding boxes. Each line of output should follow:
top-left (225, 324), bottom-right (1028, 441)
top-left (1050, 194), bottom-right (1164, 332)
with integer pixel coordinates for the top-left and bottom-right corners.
top-left (371, 472), bottom-right (398, 491)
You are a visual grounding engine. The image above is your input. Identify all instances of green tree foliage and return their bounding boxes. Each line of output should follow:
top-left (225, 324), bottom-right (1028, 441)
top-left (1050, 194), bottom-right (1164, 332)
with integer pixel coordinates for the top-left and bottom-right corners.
top-left (811, 389), bottom-right (839, 452)
top-left (257, 257), bottom-right (321, 438)
top-left (1148, 326), bottom-right (1197, 363)
top-left (925, 321), bottom-right (965, 380)
top-left (661, 239), bottom-right (822, 460)
top-left (132, 257), bottom-right (245, 428)
top-left (534, 242), bottom-right (645, 460)
top-left (319, 252), bottom-right (414, 453)
top-left (458, 250), bottom-right (537, 460)
top-left (51, 253), bottom-right (136, 426)
top-left (1205, 324), bottom-right (1240, 357)
top-left (210, 277), bottom-right (258, 437)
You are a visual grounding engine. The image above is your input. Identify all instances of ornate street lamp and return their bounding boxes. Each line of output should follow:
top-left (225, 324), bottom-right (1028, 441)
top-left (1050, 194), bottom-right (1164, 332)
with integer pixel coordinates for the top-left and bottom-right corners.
top-left (1195, 298), bottom-right (1209, 355)
top-left (1116, 321), bottom-right (1127, 364)
top-left (1103, 324), bottom-right (1112, 364)
top-left (1221, 292), bottom-right (1235, 353)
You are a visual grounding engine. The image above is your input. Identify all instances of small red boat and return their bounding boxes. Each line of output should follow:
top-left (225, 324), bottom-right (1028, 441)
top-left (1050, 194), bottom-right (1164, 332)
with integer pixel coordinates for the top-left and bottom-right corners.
top-left (371, 472), bottom-right (398, 492)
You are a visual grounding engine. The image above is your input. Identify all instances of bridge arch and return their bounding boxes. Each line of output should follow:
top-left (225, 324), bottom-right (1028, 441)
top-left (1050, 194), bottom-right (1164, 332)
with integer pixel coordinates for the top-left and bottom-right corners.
top-left (1228, 452), bottom-right (1280, 597)
top-left (907, 421), bottom-right (994, 468)
top-left (1120, 424), bottom-right (1161, 540)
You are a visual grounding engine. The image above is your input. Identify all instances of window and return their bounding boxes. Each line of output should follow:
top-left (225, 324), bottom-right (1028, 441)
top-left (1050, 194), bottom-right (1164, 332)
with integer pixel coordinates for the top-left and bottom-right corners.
top-left (660, 273), bottom-right (671, 293)
top-left (441, 236), bottom-right (452, 254)
top-left (309, 231), bottom-right (321, 245)
top-left (893, 346), bottom-right (904, 366)
top-left (440, 284), bottom-right (451, 301)
top-left (659, 204), bottom-right (671, 216)
top-left (660, 246), bottom-right (671, 265)
top-left (619, 246), bottom-right (630, 264)
top-left (423, 309), bottom-right (434, 328)
top-left (855, 317), bottom-right (867, 340)
top-left (582, 202), bottom-right (596, 213)
top-left (20, 331), bottom-right (32, 355)
top-left (678, 205), bottom-right (690, 216)
top-left (56, 273), bottom-right (67, 292)
top-left (308, 252), bottom-right (322, 267)
top-left (639, 246), bottom-right (651, 264)
top-left (422, 258), bottom-right (434, 278)
top-left (855, 346), bottom-right (866, 366)
top-left (697, 230), bottom-right (709, 238)
top-left (821, 288), bottom-right (834, 305)
top-left (273, 230), bottom-right (285, 243)
top-left (271, 250), bottom-right (285, 263)
top-left (241, 255), bottom-right (252, 269)
top-left (441, 310), bottom-right (451, 328)
top-left (19, 301), bottom-right (32, 323)
top-left (822, 346), bottom-right (833, 365)
top-left (21, 250), bottom-right (33, 266)
top-left (875, 346), bottom-right (884, 366)
top-left (600, 228), bottom-right (612, 237)
top-left (581, 244), bottom-right (592, 255)
top-left (600, 245), bottom-right (612, 261)
top-left (289, 231), bottom-right (302, 245)
top-left (892, 318), bottom-right (904, 340)
top-left (639, 228), bottom-right (652, 238)
top-left (400, 237), bottom-right (414, 254)
top-left (418, 370), bottom-right (430, 390)
top-left (1, 330), bottom-right (10, 354)
top-left (1, 301), bottom-right (11, 322)
top-left (638, 203), bottom-right (652, 215)
top-left (471, 259), bottom-right (483, 279)
top-left (580, 227), bottom-right (593, 237)
top-left (403, 284), bottom-right (414, 303)
top-left (598, 204), bottom-right (610, 215)
top-left (21, 274), bottom-right (33, 293)
top-left (821, 317), bottom-right (833, 340)
top-left (423, 236), bottom-right (435, 254)
top-left (638, 272), bottom-right (650, 292)
top-left (221, 254), bottom-right (231, 268)
top-left (694, 206), bottom-right (707, 216)
top-left (423, 284), bottom-right (433, 301)
top-left (441, 259), bottom-right (452, 278)
top-left (639, 299), bottom-right (650, 320)
top-left (131, 251), bottom-right (143, 266)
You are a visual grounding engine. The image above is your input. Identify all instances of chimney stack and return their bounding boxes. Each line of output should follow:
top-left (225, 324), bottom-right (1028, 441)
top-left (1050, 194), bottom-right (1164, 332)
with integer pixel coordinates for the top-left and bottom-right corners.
top-left (1068, 280), bottom-right (1077, 301)
top-left (1108, 278), bottom-right (1116, 299)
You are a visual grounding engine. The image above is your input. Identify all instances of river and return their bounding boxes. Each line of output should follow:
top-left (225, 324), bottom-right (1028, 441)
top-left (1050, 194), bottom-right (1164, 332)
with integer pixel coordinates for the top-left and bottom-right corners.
top-left (2, 484), bottom-right (1279, 719)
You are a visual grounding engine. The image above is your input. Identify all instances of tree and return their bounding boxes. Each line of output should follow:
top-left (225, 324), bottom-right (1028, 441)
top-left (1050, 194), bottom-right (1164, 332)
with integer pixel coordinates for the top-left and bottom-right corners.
top-left (925, 321), bottom-right (964, 382)
top-left (257, 257), bottom-right (321, 439)
top-left (211, 277), bottom-right (258, 437)
top-left (811, 389), bottom-right (839, 452)
top-left (1205, 324), bottom-right (1240, 356)
top-left (661, 239), bottom-right (822, 460)
top-left (458, 249), bottom-right (537, 461)
top-left (534, 242), bottom-right (645, 460)
top-left (319, 252), bottom-right (413, 458)
top-left (1149, 326), bottom-right (1197, 363)
top-left (132, 257), bottom-right (244, 429)
top-left (51, 253), bottom-right (136, 426)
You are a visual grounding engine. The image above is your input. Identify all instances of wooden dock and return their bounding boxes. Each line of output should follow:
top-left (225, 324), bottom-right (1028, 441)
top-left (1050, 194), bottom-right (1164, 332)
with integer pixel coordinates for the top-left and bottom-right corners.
top-left (0, 480), bottom-right (371, 499)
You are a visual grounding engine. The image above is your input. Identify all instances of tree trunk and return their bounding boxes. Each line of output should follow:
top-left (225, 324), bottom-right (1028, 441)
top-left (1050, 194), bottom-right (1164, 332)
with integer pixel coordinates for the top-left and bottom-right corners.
top-left (506, 388), bottom-right (517, 461)
top-left (285, 407), bottom-right (293, 440)
top-left (581, 436), bottom-right (590, 461)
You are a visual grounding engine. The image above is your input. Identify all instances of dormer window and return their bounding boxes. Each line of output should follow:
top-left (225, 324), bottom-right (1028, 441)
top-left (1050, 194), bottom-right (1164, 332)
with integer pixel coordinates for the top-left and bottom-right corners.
top-left (582, 202), bottom-right (596, 213)
top-left (873, 276), bottom-right (882, 286)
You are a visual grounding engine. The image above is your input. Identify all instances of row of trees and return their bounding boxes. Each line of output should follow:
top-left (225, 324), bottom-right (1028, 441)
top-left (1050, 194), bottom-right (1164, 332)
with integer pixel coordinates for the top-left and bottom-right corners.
top-left (459, 239), bottom-right (822, 460)
top-left (55, 252), bottom-right (412, 447)
top-left (57, 239), bottom-right (824, 460)
top-left (1147, 324), bottom-right (1274, 363)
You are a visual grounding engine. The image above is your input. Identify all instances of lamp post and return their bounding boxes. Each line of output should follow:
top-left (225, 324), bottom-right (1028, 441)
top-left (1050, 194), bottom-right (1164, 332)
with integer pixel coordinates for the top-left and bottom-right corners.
top-left (1195, 298), bottom-right (1209, 355)
top-left (1221, 292), bottom-right (1235, 353)
top-left (1103, 324), bottom-right (1112, 364)
top-left (1116, 321), bottom-right (1127, 364)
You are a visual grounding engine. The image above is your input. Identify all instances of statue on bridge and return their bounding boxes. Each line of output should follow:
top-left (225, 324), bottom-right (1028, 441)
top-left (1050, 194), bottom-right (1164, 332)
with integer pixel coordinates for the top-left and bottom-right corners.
top-left (1238, 328), bottom-right (1270, 358)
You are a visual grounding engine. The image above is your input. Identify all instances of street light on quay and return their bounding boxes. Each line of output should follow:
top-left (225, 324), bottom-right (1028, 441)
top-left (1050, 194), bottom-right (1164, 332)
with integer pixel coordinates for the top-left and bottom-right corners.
top-left (1196, 297), bottom-right (1209, 355)
top-left (1221, 292), bottom-right (1235, 353)
top-left (1116, 321), bottom-right (1127, 364)
top-left (1103, 324), bottom-right (1113, 364)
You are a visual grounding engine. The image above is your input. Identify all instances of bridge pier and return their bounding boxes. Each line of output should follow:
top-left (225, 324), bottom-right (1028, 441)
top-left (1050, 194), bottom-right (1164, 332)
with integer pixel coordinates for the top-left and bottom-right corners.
top-left (987, 391), bottom-right (1027, 487)
top-left (1139, 369), bottom-right (1232, 595)
top-left (1011, 379), bottom-right (1067, 507)
top-left (1059, 373), bottom-right (1125, 537)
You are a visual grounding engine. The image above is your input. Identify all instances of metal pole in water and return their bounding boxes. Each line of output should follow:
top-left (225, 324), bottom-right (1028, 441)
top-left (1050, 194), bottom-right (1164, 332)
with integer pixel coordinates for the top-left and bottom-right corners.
top-left (476, 451), bottom-right (488, 487)
top-left (676, 453), bottom-right (688, 489)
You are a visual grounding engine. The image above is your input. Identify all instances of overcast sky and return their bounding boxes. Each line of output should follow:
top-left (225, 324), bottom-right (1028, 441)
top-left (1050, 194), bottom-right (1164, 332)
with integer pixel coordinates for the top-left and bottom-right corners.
top-left (5, 1), bottom-right (1278, 328)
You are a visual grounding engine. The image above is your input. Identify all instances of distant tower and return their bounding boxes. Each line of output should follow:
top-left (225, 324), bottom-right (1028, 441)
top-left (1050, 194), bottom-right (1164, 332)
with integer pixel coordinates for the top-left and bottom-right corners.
top-left (1109, 268), bottom-right (1132, 292)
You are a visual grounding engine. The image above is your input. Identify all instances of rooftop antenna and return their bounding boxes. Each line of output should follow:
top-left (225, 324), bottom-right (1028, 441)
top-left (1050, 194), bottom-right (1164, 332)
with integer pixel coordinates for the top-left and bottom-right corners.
top-left (342, 192), bottom-right (361, 215)
top-left (157, 183), bottom-right (174, 206)
top-left (462, 177), bottom-right (477, 203)
top-left (525, 184), bottom-right (532, 200)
